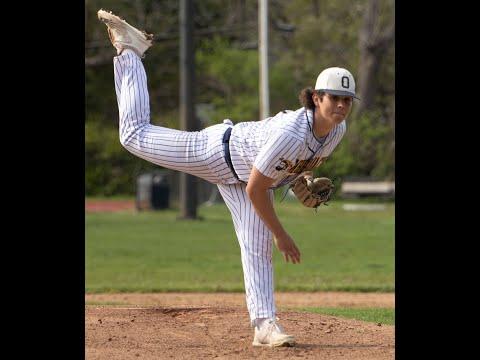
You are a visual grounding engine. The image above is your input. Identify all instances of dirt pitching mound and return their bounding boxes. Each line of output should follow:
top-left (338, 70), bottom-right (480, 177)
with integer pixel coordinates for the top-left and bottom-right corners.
top-left (86, 305), bottom-right (394, 359)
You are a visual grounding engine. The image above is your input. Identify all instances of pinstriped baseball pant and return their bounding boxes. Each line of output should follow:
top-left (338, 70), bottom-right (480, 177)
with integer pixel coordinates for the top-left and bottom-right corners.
top-left (113, 51), bottom-right (276, 323)
top-left (217, 184), bottom-right (276, 323)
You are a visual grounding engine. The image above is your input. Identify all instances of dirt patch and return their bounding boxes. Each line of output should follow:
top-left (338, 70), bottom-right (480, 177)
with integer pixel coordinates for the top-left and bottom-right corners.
top-left (86, 293), bottom-right (394, 359)
top-left (85, 200), bottom-right (135, 213)
top-left (86, 292), bottom-right (394, 309)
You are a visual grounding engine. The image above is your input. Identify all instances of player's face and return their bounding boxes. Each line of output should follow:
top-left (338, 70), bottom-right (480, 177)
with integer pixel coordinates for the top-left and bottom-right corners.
top-left (318, 93), bottom-right (353, 123)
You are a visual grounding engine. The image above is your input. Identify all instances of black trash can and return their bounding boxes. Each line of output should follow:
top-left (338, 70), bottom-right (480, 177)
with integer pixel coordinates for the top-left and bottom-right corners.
top-left (136, 171), bottom-right (170, 210)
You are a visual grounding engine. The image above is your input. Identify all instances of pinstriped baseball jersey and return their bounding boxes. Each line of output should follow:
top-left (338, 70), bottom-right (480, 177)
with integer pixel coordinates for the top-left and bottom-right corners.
top-left (229, 108), bottom-right (346, 188)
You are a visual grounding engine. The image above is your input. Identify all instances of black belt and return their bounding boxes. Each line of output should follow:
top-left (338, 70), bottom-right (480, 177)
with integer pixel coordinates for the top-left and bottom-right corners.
top-left (222, 127), bottom-right (240, 181)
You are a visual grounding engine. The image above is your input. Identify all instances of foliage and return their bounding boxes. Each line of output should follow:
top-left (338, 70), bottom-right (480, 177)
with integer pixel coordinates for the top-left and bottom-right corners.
top-left (345, 110), bottom-right (394, 179)
top-left (196, 36), bottom-right (260, 122)
top-left (85, 120), bottom-right (157, 195)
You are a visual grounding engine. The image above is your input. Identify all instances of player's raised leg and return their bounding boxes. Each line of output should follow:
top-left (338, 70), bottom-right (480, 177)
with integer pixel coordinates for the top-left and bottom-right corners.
top-left (98, 10), bottom-right (222, 183)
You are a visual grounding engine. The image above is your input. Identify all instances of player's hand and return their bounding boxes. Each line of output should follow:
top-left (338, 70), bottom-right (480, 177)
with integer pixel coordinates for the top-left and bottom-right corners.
top-left (274, 233), bottom-right (301, 264)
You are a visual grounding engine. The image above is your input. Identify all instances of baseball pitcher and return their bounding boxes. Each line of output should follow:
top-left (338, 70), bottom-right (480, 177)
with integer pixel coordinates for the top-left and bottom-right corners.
top-left (97, 9), bottom-right (358, 347)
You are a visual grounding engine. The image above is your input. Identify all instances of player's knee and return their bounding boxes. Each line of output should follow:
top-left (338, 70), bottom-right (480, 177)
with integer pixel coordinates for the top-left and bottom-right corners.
top-left (119, 128), bottom-right (138, 148)
top-left (119, 135), bottom-right (130, 148)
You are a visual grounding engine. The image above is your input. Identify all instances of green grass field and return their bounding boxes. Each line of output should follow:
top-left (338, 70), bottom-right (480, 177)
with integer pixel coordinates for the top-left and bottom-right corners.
top-left (297, 307), bottom-right (394, 325)
top-left (86, 199), bottom-right (394, 293)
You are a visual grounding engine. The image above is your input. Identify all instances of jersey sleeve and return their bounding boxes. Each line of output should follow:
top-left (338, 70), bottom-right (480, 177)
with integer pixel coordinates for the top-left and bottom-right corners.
top-left (253, 130), bottom-right (303, 179)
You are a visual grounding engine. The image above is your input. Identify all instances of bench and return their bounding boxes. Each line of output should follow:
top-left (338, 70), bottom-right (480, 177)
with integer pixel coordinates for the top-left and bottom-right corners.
top-left (340, 181), bottom-right (395, 199)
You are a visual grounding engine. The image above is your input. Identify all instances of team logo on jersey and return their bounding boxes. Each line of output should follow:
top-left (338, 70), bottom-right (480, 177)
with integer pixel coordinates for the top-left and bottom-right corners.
top-left (275, 157), bottom-right (327, 174)
top-left (275, 159), bottom-right (290, 171)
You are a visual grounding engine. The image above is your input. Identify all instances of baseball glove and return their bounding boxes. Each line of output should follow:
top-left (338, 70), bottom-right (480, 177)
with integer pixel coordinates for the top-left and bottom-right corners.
top-left (291, 174), bottom-right (334, 209)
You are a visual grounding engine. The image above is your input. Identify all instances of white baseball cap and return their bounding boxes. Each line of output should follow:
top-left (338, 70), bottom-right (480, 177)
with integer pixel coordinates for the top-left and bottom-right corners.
top-left (315, 67), bottom-right (360, 100)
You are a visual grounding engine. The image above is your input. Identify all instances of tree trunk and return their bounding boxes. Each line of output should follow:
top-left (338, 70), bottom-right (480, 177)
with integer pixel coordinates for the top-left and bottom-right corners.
top-left (355, 0), bottom-right (395, 116)
top-left (312, 0), bottom-right (320, 18)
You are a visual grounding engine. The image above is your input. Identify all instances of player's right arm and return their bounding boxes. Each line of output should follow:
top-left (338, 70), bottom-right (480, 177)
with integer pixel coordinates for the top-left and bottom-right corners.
top-left (247, 128), bottom-right (304, 264)
top-left (246, 167), bottom-right (301, 264)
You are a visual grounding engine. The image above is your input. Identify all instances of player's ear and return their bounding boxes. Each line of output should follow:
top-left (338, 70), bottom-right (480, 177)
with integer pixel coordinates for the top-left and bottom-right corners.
top-left (312, 91), bottom-right (317, 105)
top-left (313, 91), bottom-right (323, 107)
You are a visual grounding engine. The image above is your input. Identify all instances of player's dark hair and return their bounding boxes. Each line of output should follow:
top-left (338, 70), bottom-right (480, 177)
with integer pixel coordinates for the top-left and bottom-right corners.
top-left (299, 87), bottom-right (324, 109)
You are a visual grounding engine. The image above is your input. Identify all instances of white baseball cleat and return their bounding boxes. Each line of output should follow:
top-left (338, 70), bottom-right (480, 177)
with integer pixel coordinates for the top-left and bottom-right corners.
top-left (97, 9), bottom-right (154, 58)
top-left (252, 317), bottom-right (296, 347)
